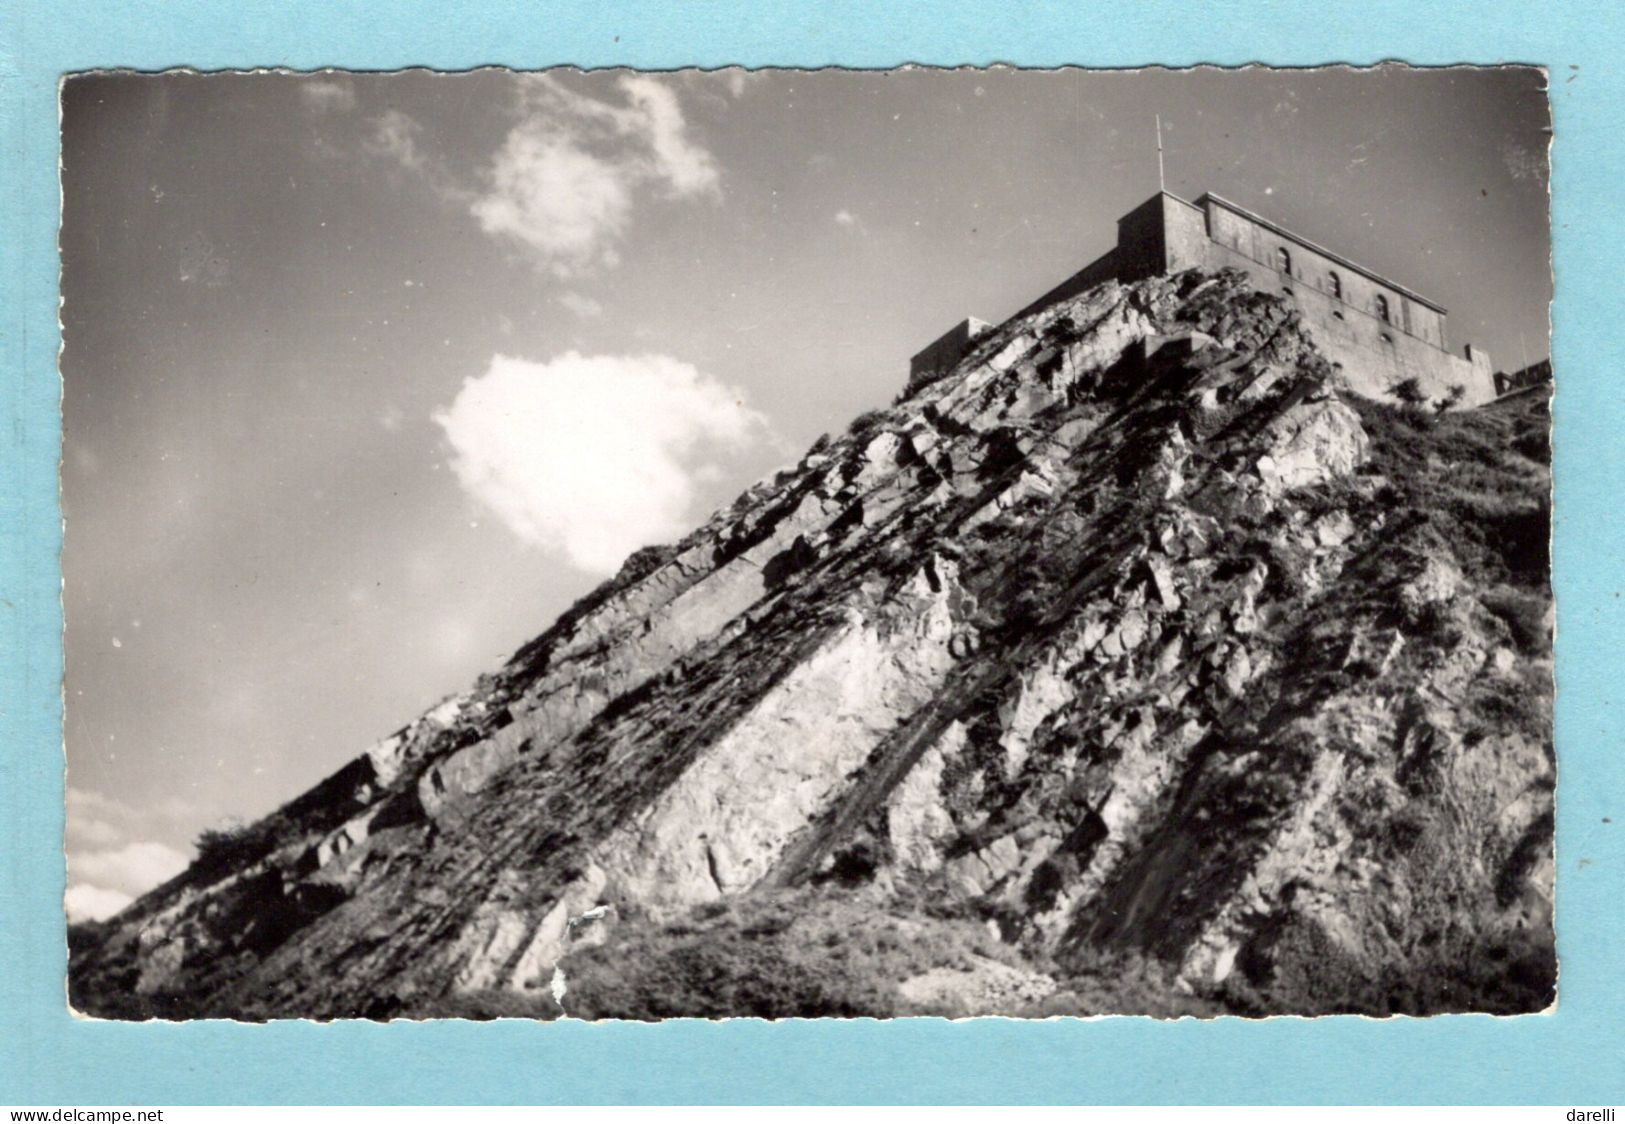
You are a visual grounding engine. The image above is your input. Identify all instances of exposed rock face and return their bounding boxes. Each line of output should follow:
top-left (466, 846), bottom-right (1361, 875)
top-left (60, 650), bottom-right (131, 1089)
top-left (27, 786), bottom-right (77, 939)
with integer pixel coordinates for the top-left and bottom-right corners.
top-left (68, 269), bottom-right (1555, 1019)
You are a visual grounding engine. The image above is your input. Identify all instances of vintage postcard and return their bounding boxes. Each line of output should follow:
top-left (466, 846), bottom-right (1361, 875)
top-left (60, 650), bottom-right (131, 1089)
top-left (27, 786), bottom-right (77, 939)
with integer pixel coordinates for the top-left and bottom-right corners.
top-left (60, 65), bottom-right (1554, 1022)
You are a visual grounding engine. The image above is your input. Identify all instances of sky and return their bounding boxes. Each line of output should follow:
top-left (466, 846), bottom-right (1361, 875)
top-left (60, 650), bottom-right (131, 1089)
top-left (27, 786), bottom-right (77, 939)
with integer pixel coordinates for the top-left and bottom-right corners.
top-left (59, 65), bottom-right (1552, 920)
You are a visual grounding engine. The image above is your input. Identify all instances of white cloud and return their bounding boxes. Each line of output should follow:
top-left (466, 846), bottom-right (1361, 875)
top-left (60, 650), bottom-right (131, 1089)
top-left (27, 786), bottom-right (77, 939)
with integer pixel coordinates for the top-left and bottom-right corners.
top-left (435, 352), bottom-right (770, 573)
top-left (370, 76), bottom-right (718, 276)
top-left (369, 109), bottom-right (474, 205)
top-left (300, 78), bottom-right (357, 115)
top-left (65, 884), bottom-right (134, 924)
top-left (66, 785), bottom-right (193, 831)
top-left (71, 840), bottom-right (189, 898)
top-left (467, 75), bottom-right (719, 276)
top-left (557, 291), bottom-right (604, 318)
top-left (371, 109), bottom-right (429, 174)
top-left (67, 786), bottom-right (125, 820)
top-left (66, 787), bottom-right (141, 851)
top-left (472, 131), bottom-right (635, 273)
top-left (834, 209), bottom-right (858, 227)
top-left (67, 817), bottom-right (123, 848)
top-left (722, 69), bottom-right (759, 99)
top-left (618, 75), bottom-right (719, 196)
top-left (63, 787), bottom-right (197, 922)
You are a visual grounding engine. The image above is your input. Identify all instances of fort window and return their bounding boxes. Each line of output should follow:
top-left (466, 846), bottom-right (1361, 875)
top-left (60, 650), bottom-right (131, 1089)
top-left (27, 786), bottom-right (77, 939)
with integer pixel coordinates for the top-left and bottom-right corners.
top-left (1327, 271), bottom-right (1343, 299)
top-left (1276, 246), bottom-right (1293, 275)
top-left (1375, 294), bottom-right (1391, 323)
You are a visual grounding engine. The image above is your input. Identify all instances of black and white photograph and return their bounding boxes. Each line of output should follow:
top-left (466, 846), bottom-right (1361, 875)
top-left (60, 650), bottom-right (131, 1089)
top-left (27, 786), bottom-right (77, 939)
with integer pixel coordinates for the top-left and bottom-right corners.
top-left (61, 65), bottom-right (1554, 1020)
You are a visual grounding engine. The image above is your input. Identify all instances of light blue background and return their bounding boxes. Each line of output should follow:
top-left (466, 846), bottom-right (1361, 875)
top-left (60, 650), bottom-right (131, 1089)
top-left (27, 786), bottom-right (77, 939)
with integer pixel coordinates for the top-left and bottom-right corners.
top-left (2, 0), bottom-right (1620, 1105)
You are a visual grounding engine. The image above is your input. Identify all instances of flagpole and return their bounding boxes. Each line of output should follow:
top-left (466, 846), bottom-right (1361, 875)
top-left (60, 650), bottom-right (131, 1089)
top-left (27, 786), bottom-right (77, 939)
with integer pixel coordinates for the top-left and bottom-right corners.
top-left (1155, 114), bottom-right (1165, 193)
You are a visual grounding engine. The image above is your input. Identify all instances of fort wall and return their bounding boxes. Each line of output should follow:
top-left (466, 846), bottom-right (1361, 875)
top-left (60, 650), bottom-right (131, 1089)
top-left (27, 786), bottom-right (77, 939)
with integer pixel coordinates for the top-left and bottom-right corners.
top-left (967, 190), bottom-right (1500, 408)
top-left (1182, 195), bottom-right (1492, 406)
top-left (908, 317), bottom-right (991, 390)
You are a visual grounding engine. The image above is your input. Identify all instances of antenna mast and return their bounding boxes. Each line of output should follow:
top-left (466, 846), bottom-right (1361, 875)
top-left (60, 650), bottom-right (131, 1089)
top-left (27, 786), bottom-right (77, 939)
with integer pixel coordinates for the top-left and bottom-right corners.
top-left (1155, 114), bottom-right (1166, 193)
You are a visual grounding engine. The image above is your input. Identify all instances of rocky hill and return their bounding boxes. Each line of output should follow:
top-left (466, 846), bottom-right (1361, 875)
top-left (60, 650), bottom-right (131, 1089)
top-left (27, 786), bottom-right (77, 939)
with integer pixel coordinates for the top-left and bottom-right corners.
top-left (68, 268), bottom-right (1555, 1019)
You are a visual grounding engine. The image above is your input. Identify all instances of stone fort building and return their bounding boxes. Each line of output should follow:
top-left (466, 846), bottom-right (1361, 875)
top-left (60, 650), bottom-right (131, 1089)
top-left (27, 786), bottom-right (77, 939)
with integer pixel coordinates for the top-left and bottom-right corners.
top-left (912, 190), bottom-right (1499, 407)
